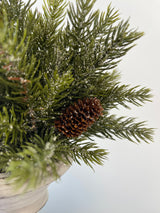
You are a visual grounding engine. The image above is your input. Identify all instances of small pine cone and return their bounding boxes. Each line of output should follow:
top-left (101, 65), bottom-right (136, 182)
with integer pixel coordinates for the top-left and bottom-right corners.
top-left (55, 97), bottom-right (104, 138)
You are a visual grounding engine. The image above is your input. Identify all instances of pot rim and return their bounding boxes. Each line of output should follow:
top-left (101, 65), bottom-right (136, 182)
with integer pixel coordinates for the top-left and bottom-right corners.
top-left (0, 160), bottom-right (71, 197)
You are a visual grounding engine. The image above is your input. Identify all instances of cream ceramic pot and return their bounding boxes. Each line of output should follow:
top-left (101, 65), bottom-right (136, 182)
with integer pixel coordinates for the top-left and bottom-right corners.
top-left (0, 161), bottom-right (71, 213)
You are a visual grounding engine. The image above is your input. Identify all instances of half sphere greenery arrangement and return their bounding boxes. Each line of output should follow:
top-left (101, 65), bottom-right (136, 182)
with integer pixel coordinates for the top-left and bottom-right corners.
top-left (0, 0), bottom-right (154, 191)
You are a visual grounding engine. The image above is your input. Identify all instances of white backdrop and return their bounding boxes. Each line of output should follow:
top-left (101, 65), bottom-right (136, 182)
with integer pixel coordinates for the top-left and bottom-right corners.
top-left (24, 0), bottom-right (160, 212)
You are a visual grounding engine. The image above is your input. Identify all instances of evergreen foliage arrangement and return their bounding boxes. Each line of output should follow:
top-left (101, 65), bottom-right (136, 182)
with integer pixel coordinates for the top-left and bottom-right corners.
top-left (0, 0), bottom-right (154, 189)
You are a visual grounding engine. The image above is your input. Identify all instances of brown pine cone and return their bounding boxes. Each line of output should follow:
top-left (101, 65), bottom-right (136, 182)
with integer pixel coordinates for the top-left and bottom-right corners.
top-left (55, 97), bottom-right (104, 138)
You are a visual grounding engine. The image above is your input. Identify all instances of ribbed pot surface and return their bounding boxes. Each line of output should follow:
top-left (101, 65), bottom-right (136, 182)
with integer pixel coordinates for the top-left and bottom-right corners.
top-left (0, 161), bottom-right (71, 213)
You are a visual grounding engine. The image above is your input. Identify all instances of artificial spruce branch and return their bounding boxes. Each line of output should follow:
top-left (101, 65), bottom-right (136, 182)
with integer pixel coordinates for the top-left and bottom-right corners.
top-left (83, 114), bottom-right (154, 143)
top-left (0, 0), bottom-right (154, 189)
